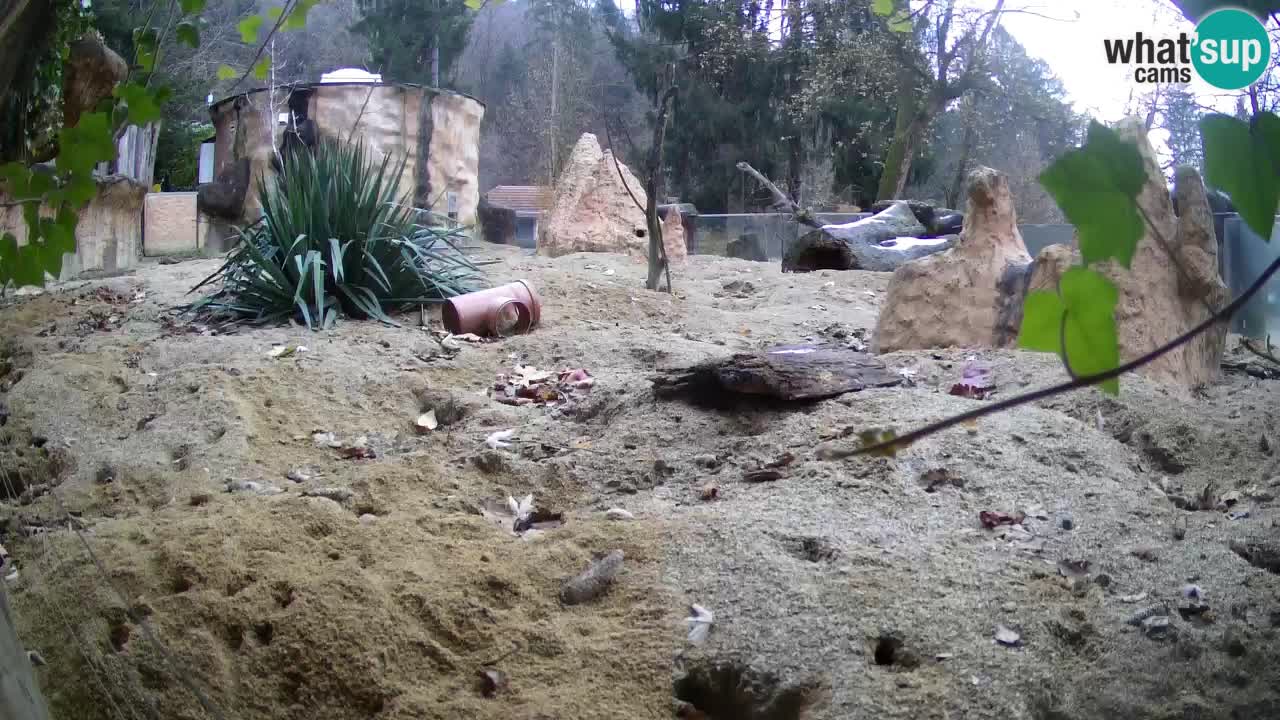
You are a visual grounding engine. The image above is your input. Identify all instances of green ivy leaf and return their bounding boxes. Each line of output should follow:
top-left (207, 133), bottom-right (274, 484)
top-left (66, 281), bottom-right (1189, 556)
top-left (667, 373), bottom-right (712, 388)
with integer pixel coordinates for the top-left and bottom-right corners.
top-left (871, 0), bottom-right (894, 15)
top-left (253, 56), bottom-right (271, 81)
top-left (268, 6), bottom-right (284, 20)
top-left (180, 0), bottom-right (207, 13)
top-left (133, 27), bottom-right (159, 72)
top-left (464, 0), bottom-right (486, 8)
top-left (1038, 121), bottom-right (1146, 269)
top-left (52, 205), bottom-right (79, 254)
top-left (1201, 112), bottom-right (1280, 241)
top-left (176, 21), bottom-right (200, 48)
top-left (61, 172), bottom-right (98, 207)
top-left (217, 64), bottom-right (239, 81)
top-left (58, 112), bottom-right (117, 176)
top-left (0, 163), bottom-right (34, 197)
top-left (117, 82), bottom-right (162, 126)
top-left (1018, 267), bottom-right (1121, 395)
top-left (238, 15), bottom-right (264, 44)
top-left (1018, 290), bottom-right (1067, 353)
top-left (283, 0), bottom-right (319, 30)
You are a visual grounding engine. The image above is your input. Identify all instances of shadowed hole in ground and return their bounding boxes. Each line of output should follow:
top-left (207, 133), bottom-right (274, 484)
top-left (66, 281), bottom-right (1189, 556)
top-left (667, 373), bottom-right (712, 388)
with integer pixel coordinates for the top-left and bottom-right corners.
top-left (870, 634), bottom-right (919, 670)
top-left (779, 535), bottom-right (839, 563)
top-left (674, 660), bottom-right (822, 720)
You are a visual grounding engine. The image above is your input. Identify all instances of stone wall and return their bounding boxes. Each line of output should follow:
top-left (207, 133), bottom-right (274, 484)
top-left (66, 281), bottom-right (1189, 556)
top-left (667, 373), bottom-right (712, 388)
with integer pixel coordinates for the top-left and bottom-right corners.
top-left (0, 177), bottom-right (145, 282)
top-left (208, 83), bottom-right (485, 228)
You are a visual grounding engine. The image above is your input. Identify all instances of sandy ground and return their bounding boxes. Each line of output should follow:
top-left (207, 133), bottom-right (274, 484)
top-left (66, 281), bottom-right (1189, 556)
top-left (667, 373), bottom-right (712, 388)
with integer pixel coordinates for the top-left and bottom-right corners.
top-left (1, 242), bottom-right (1278, 720)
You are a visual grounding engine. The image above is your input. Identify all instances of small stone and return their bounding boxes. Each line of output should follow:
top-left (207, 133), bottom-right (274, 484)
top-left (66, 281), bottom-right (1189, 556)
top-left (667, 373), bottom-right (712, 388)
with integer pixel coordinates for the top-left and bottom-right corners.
top-left (604, 508), bottom-right (635, 520)
top-left (692, 453), bottom-right (720, 469)
top-left (358, 513), bottom-right (377, 525)
top-left (617, 482), bottom-right (638, 495)
top-left (561, 550), bottom-right (624, 605)
top-left (1059, 515), bottom-right (1074, 531)
top-left (1000, 601), bottom-right (1016, 612)
top-left (994, 625), bottom-right (1022, 647)
top-left (1094, 573), bottom-right (1112, 588)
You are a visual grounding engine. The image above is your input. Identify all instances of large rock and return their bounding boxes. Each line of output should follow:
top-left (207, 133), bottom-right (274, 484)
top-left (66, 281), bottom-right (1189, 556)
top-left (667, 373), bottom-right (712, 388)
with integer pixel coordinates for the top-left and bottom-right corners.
top-left (784, 201), bottom-right (952, 273)
top-left (870, 199), bottom-right (936, 229)
top-left (661, 205), bottom-right (686, 262)
top-left (874, 167), bottom-right (1033, 352)
top-left (1030, 120), bottom-right (1228, 388)
top-left (876, 120), bottom-right (1229, 389)
top-left (537, 134), bottom-right (687, 262)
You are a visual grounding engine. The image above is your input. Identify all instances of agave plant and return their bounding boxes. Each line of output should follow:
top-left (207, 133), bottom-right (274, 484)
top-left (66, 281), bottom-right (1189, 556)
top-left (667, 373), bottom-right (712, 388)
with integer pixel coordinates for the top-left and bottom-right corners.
top-left (184, 139), bottom-right (486, 329)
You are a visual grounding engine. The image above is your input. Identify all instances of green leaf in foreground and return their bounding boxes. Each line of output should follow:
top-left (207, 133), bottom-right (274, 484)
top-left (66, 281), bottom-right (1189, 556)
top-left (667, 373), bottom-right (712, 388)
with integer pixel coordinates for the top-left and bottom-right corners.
top-left (1201, 112), bottom-right (1280, 241)
top-left (1038, 121), bottom-right (1146, 269)
top-left (284, 0), bottom-right (320, 30)
top-left (217, 64), bottom-right (238, 81)
top-left (117, 82), bottom-right (162, 126)
top-left (180, 0), bottom-right (207, 13)
top-left (238, 15), bottom-right (264, 44)
top-left (253, 57), bottom-right (271, 81)
top-left (1018, 267), bottom-right (1121, 395)
top-left (176, 21), bottom-right (200, 48)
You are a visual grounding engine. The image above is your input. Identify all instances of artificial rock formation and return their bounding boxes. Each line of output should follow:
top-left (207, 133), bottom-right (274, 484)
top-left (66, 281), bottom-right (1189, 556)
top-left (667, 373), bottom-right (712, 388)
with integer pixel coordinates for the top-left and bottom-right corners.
top-left (63, 34), bottom-right (128, 130)
top-left (661, 205), bottom-right (687, 261)
top-left (785, 201), bottom-right (954, 272)
top-left (874, 167), bottom-right (1032, 352)
top-left (1029, 121), bottom-right (1228, 388)
top-left (875, 119), bottom-right (1228, 390)
top-left (537, 134), bottom-right (687, 262)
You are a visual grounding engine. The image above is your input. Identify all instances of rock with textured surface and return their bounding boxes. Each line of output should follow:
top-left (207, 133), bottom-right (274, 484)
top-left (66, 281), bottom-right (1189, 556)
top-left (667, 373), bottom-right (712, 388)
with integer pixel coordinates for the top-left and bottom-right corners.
top-left (661, 205), bottom-right (687, 262)
top-left (785, 201), bottom-right (951, 272)
top-left (537, 134), bottom-right (687, 262)
top-left (1028, 120), bottom-right (1228, 388)
top-left (873, 167), bottom-right (1033, 352)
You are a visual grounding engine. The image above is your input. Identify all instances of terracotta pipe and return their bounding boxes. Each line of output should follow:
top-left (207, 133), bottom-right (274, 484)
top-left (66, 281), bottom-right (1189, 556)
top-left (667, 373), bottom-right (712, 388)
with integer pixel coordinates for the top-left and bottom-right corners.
top-left (442, 280), bottom-right (541, 336)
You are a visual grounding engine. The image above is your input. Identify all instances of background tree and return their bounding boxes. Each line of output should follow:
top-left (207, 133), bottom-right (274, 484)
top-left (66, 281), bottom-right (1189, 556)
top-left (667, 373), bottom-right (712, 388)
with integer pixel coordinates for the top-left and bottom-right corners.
top-left (354, 0), bottom-right (474, 84)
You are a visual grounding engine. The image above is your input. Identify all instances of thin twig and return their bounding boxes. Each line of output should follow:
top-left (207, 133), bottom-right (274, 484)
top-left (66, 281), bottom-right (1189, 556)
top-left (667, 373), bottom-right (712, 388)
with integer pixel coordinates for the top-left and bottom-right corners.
top-left (227, 0), bottom-right (297, 94)
top-left (346, 65), bottom-right (383, 146)
top-left (852, 251), bottom-right (1280, 458)
top-left (604, 118), bottom-right (645, 214)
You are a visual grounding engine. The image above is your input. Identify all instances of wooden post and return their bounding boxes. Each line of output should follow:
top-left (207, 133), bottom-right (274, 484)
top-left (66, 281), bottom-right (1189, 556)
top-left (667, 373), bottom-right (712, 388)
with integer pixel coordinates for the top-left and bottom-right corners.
top-left (0, 581), bottom-right (51, 720)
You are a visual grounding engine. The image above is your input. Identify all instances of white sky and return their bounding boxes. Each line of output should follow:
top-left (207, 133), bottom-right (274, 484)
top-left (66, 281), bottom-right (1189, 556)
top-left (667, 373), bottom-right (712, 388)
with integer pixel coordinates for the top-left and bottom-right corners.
top-left (999, 0), bottom-right (1233, 120)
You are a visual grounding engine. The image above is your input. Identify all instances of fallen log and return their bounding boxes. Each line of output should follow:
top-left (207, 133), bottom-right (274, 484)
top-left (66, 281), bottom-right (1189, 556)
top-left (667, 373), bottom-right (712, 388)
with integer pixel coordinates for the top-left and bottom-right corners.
top-left (652, 344), bottom-right (902, 404)
top-left (784, 202), bottom-right (956, 273)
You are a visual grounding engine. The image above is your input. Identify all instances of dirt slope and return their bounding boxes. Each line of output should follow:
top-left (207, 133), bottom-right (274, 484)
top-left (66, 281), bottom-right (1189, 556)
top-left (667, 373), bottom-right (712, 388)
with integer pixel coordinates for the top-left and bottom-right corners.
top-left (0, 243), bottom-right (1277, 720)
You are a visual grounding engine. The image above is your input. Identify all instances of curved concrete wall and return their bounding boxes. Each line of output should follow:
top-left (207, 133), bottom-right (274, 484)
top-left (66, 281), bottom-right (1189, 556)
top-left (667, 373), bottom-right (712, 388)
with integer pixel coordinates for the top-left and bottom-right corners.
top-left (208, 83), bottom-right (485, 229)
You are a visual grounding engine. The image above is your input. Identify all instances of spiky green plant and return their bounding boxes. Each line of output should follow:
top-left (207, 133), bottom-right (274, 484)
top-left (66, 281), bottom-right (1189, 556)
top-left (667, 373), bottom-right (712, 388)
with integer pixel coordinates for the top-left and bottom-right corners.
top-left (184, 139), bottom-right (486, 329)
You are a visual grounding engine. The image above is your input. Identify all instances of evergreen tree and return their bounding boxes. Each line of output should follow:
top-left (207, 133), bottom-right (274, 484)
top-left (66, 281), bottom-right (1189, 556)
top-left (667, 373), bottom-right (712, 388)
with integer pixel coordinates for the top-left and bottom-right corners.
top-left (354, 0), bottom-right (474, 84)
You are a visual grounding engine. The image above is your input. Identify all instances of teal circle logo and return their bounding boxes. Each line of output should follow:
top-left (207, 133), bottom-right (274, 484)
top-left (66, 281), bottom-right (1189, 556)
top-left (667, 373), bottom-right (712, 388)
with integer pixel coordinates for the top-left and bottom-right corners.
top-left (1192, 8), bottom-right (1271, 90)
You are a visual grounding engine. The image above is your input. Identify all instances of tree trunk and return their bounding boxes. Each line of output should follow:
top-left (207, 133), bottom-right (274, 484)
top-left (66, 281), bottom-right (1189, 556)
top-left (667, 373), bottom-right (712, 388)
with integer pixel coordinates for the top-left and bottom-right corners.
top-left (876, 62), bottom-right (921, 202)
top-left (946, 110), bottom-right (977, 209)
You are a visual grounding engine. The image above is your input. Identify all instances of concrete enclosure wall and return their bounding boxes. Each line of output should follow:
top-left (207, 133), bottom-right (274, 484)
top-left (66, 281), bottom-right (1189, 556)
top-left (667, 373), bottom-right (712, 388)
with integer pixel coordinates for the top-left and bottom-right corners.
top-left (143, 192), bottom-right (198, 255)
top-left (0, 178), bottom-right (145, 282)
top-left (0, 582), bottom-right (51, 720)
top-left (209, 82), bottom-right (485, 228)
